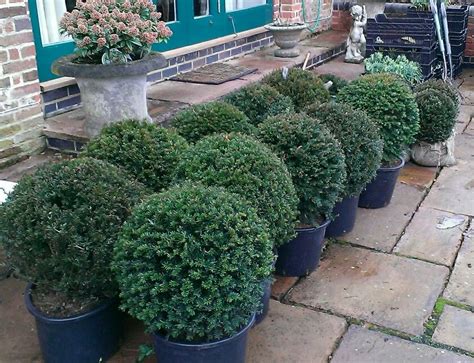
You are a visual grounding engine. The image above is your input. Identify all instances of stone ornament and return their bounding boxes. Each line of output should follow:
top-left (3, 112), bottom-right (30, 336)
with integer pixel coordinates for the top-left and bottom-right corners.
top-left (345, 5), bottom-right (367, 64)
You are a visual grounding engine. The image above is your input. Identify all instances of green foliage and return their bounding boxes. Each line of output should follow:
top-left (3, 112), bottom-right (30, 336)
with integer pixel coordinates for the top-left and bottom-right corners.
top-left (306, 102), bottom-right (384, 197)
top-left (113, 184), bottom-right (273, 341)
top-left (82, 119), bottom-right (188, 192)
top-left (262, 68), bottom-right (330, 111)
top-left (415, 89), bottom-right (457, 143)
top-left (364, 53), bottom-right (423, 86)
top-left (223, 83), bottom-right (295, 125)
top-left (170, 101), bottom-right (256, 143)
top-left (174, 133), bottom-right (298, 247)
top-left (257, 113), bottom-right (346, 225)
top-left (414, 79), bottom-right (460, 109)
top-left (338, 73), bottom-right (420, 163)
top-left (0, 158), bottom-right (146, 302)
top-left (319, 74), bottom-right (349, 96)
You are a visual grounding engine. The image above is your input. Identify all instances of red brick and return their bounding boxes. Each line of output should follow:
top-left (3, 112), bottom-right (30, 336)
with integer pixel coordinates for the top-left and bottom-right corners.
top-left (11, 83), bottom-right (40, 98)
top-left (22, 69), bottom-right (38, 83)
top-left (0, 31), bottom-right (33, 47)
top-left (20, 44), bottom-right (35, 58)
top-left (0, 6), bottom-right (26, 19)
top-left (8, 48), bottom-right (19, 60)
top-left (2, 58), bottom-right (36, 74)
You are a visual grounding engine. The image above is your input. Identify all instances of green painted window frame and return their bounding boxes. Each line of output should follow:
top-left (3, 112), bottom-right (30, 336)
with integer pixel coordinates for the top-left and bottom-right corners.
top-left (29, 0), bottom-right (273, 82)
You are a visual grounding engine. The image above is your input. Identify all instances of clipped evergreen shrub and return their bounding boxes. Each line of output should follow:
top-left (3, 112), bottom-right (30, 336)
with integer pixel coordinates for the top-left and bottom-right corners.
top-left (306, 102), bottom-right (384, 197)
top-left (82, 119), bottom-right (188, 192)
top-left (170, 101), bottom-right (255, 143)
top-left (113, 184), bottom-right (273, 341)
top-left (262, 68), bottom-right (330, 111)
top-left (257, 113), bottom-right (346, 225)
top-left (223, 83), bottom-right (295, 125)
top-left (415, 89), bottom-right (457, 144)
top-left (174, 133), bottom-right (298, 247)
top-left (0, 158), bottom-right (146, 316)
top-left (338, 73), bottom-right (420, 163)
top-left (319, 74), bottom-right (349, 96)
top-left (414, 79), bottom-right (459, 109)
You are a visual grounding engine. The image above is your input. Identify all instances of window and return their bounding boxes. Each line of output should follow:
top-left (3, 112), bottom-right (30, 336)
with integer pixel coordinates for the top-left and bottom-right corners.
top-left (225, 0), bottom-right (267, 11)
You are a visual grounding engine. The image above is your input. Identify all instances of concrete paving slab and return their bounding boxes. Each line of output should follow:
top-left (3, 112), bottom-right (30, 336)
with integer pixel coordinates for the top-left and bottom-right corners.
top-left (399, 162), bottom-right (438, 190)
top-left (394, 207), bottom-right (468, 266)
top-left (247, 301), bottom-right (347, 363)
top-left (332, 325), bottom-right (474, 363)
top-left (271, 276), bottom-right (298, 300)
top-left (313, 55), bottom-right (365, 81)
top-left (457, 105), bottom-right (474, 134)
top-left (455, 133), bottom-right (474, 162)
top-left (288, 244), bottom-right (449, 335)
top-left (343, 183), bottom-right (425, 252)
top-left (444, 228), bottom-right (474, 306)
top-left (432, 305), bottom-right (474, 353)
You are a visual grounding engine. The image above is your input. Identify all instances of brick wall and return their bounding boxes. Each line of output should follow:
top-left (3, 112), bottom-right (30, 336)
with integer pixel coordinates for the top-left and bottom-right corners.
top-left (0, 0), bottom-right (45, 168)
top-left (331, 0), bottom-right (354, 32)
top-left (464, 15), bottom-right (474, 65)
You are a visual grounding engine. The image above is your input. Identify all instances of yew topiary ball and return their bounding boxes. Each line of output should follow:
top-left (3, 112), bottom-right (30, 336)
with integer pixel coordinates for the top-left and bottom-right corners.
top-left (174, 133), bottom-right (298, 247)
top-left (414, 79), bottom-right (459, 110)
top-left (82, 119), bottom-right (188, 192)
top-left (318, 74), bottom-right (349, 96)
top-left (306, 102), bottom-right (384, 197)
top-left (113, 184), bottom-right (274, 342)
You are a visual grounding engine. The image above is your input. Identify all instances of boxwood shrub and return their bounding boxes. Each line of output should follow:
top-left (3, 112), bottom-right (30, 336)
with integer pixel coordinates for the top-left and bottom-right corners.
top-left (82, 119), bottom-right (188, 192)
top-left (170, 101), bottom-right (256, 143)
top-left (262, 68), bottom-right (330, 111)
top-left (338, 73), bottom-right (420, 163)
top-left (319, 74), bottom-right (349, 96)
top-left (415, 89), bottom-right (457, 144)
top-left (257, 113), bottom-right (346, 225)
top-left (414, 79), bottom-right (459, 110)
top-left (223, 83), bottom-right (295, 125)
top-left (174, 133), bottom-right (298, 247)
top-left (0, 158), bottom-right (146, 314)
top-left (113, 184), bottom-right (273, 342)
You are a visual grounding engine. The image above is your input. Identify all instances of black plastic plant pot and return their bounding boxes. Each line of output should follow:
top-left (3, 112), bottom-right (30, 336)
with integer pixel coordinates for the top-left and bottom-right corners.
top-left (255, 278), bottom-right (272, 325)
top-left (325, 195), bottom-right (360, 238)
top-left (153, 315), bottom-right (255, 363)
top-left (25, 284), bottom-right (123, 363)
top-left (358, 158), bottom-right (405, 209)
top-left (275, 220), bottom-right (331, 277)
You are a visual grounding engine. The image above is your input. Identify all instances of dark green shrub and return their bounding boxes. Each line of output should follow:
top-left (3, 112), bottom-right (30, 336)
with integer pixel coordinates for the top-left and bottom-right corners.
top-left (262, 68), bottom-right (330, 111)
top-left (0, 158), bottom-right (146, 315)
top-left (338, 73), bottom-right (420, 163)
top-left (306, 102), bottom-right (384, 197)
top-left (82, 119), bottom-right (188, 192)
top-left (319, 74), bottom-right (349, 96)
top-left (113, 184), bottom-right (273, 341)
top-left (223, 83), bottom-right (295, 125)
top-left (170, 101), bottom-right (256, 143)
top-left (415, 89), bottom-right (457, 143)
top-left (257, 113), bottom-right (346, 225)
top-left (414, 79), bottom-right (460, 109)
top-left (174, 133), bottom-right (298, 246)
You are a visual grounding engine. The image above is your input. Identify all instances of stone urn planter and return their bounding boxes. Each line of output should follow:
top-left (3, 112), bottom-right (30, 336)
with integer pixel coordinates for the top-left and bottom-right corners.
top-left (265, 23), bottom-right (307, 58)
top-left (52, 53), bottom-right (167, 137)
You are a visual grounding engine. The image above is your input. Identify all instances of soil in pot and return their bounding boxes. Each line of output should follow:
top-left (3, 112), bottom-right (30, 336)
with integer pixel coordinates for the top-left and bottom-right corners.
top-left (325, 195), bottom-right (360, 238)
top-left (358, 158), bottom-right (405, 209)
top-left (153, 315), bottom-right (255, 363)
top-left (275, 220), bottom-right (330, 277)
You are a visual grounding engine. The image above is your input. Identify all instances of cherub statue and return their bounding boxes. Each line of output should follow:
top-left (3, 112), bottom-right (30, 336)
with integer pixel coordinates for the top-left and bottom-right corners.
top-left (345, 5), bottom-right (367, 64)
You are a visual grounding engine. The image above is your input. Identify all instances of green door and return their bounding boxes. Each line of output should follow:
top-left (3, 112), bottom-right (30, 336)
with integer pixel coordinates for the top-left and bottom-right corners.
top-left (30, 0), bottom-right (273, 82)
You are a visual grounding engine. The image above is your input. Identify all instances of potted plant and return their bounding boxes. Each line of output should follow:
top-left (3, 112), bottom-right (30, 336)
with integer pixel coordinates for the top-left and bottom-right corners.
top-left (411, 88), bottom-right (458, 166)
top-left (364, 53), bottom-right (423, 87)
top-left (338, 73), bottom-right (420, 208)
top-left (414, 79), bottom-right (460, 108)
top-left (0, 158), bottom-right (146, 363)
top-left (262, 68), bottom-right (331, 111)
top-left (53, 0), bottom-right (172, 137)
top-left (256, 113), bottom-right (347, 276)
top-left (113, 184), bottom-right (274, 362)
top-left (306, 102), bottom-right (384, 237)
top-left (81, 119), bottom-right (188, 192)
top-left (174, 133), bottom-right (298, 321)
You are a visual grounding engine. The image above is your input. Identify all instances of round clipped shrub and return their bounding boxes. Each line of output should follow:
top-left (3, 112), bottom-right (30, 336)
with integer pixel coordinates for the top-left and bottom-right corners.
top-left (0, 158), bottom-right (146, 316)
top-left (223, 83), bottom-right (295, 125)
top-left (415, 89), bottom-right (457, 144)
top-left (306, 102), bottom-right (384, 197)
top-left (257, 113), bottom-right (346, 225)
top-left (174, 133), bottom-right (298, 247)
top-left (113, 184), bottom-right (273, 341)
top-left (262, 68), bottom-right (330, 111)
top-left (318, 74), bottom-right (349, 96)
top-left (414, 79), bottom-right (459, 109)
top-left (82, 119), bottom-right (188, 192)
top-left (338, 73), bottom-right (420, 163)
top-left (170, 101), bottom-right (256, 143)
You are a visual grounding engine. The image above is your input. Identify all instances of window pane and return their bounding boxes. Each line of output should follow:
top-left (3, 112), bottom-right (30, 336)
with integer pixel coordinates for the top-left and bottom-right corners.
top-left (157, 0), bottom-right (177, 22)
top-left (36, 0), bottom-right (72, 45)
top-left (194, 0), bottom-right (209, 17)
top-left (225, 0), bottom-right (266, 11)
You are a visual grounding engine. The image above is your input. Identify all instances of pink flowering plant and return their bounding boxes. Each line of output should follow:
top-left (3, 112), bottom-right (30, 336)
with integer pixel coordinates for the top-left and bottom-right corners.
top-left (59, 0), bottom-right (172, 64)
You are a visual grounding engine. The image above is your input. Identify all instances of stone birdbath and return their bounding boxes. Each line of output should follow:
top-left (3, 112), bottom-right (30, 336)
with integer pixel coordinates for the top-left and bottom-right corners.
top-left (265, 22), bottom-right (307, 58)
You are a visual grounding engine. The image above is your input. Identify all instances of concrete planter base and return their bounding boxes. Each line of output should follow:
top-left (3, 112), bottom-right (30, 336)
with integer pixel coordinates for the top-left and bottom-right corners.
top-left (265, 24), bottom-right (307, 58)
top-left (52, 53), bottom-right (167, 137)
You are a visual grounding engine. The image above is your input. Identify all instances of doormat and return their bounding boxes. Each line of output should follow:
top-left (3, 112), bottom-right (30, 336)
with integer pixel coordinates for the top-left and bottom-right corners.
top-left (172, 63), bottom-right (258, 85)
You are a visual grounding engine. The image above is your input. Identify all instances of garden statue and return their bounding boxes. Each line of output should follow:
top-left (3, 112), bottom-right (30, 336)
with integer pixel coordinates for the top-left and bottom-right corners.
top-left (345, 5), bottom-right (367, 64)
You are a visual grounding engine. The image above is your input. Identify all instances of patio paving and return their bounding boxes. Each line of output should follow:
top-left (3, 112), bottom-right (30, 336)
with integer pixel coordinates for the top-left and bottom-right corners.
top-left (432, 305), bottom-right (474, 353)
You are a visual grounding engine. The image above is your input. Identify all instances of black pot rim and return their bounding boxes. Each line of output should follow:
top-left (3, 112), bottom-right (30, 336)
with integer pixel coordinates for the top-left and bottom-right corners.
top-left (153, 314), bottom-right (255, 349)
top-left (379, 157), bottom-right (405, 172)
top-left (295, 219), bottom-right (331, 232)
top-left (25, 283), bottom-right (116, 324)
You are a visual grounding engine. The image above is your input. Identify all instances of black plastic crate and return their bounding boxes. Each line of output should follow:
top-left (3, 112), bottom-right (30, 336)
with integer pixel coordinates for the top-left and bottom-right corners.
top-left (366, 31), bottom-right (437, 49)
